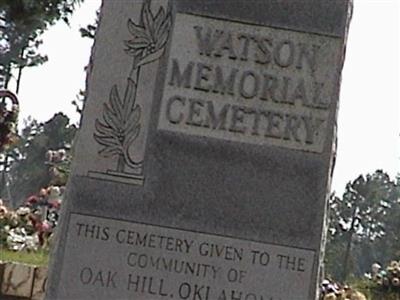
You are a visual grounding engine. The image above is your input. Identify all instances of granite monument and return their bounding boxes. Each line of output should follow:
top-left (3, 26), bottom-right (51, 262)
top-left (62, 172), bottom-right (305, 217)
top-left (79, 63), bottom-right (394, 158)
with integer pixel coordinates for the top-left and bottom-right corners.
top-left (46, 1), bottom-right (352, 299)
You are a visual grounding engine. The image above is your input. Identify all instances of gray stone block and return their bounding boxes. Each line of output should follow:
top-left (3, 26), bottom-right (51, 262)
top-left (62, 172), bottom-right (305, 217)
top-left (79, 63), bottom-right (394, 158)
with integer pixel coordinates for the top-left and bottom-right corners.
top-left (46, 1), bottom-right (352, 299)
top-left (31, 267), bottom-right (47, 300)
top-left (1, 263), bottom-right (34, 298)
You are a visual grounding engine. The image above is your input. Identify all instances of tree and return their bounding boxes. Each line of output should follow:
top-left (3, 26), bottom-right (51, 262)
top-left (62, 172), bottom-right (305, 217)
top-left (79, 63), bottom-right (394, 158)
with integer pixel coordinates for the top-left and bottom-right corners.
top-left (326, 170), bottom-right (399, 281)
top-left (72, 8), bottom-right (99, 117)
top-left (0, 0), bottom-right (83, 91)
top-left (0, 0), bottom-right (83, 201)
top-left (79, 8), bottom-right (99, 40)
top-left (375, 175), bottom-right (400, 260)
top-left (8, 113), bottom-right (76, 206)
top-left (325, 193), bottom-right (348, 279)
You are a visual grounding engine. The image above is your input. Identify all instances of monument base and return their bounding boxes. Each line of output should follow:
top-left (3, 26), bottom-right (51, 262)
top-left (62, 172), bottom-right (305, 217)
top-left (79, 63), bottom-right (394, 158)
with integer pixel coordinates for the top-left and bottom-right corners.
top-left (88, 170), bottom-right (144, 186)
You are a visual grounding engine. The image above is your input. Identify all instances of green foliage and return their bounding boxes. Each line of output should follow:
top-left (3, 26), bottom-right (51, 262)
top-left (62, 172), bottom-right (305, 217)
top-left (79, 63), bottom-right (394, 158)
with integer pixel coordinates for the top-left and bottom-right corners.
top-left (326, 170), bottom-right (400, 281)
top-left (7, 113), bottom-right (76, 205)
top-left (384, 176), bottom-right (400, 257)
top-left (71, 88), bottom-right (85, 115)
top-left (79, 8), bottom-right (99, 40)
top-left (0, 0), bottom-right (83, 88)
top-left (94, 80), bottom-right (141, 160)
top-left (72, 8), bottom-right (99, 117)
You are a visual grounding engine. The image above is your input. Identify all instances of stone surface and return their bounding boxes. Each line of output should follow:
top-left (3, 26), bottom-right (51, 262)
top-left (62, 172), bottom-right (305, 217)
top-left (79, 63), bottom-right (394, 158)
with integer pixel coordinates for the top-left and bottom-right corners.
top-left (31, 267), bottom-right (47, 300)
top-left (46, 1), bottom-right (352, 299)
top-left (158, 13), bottom-right (340, 153)
top-left (0, 261), bottom-right (4, 296)
top-left (1, 263), bottom-right (34, 298)
top-left (58, 213), bottom-right (315, 299)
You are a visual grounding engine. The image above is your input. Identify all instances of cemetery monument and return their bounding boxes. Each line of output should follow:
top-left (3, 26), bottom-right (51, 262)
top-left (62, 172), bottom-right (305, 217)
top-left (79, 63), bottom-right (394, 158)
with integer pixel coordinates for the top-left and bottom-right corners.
top-left (46, 0), bottom-right (352, 299)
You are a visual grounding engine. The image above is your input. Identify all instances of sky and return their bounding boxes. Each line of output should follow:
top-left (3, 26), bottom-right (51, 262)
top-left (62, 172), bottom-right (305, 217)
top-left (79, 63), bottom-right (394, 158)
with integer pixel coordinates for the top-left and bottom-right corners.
top-left (11, 0), bottom-right (400, 194)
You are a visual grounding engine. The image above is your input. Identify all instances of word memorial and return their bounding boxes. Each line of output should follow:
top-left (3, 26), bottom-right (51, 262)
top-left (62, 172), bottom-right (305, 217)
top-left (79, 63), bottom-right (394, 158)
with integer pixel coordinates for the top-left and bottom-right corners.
top-left (159, 14), bottom-right (338, 153)
top-left (46, 1), bottom-right (352, 300)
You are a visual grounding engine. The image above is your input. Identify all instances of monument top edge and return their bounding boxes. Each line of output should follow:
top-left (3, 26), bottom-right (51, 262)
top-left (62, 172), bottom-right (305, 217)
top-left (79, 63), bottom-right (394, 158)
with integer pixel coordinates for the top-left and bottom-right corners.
top-left (175, 0), bottom-right (352, 38)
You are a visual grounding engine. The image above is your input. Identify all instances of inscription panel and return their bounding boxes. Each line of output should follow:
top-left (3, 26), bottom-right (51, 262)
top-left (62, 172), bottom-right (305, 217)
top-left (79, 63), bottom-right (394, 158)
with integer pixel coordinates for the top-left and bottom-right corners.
top-left (158, 14), bottom-right (342, 152)
top-left (58, 213), bottom-right (315, 300)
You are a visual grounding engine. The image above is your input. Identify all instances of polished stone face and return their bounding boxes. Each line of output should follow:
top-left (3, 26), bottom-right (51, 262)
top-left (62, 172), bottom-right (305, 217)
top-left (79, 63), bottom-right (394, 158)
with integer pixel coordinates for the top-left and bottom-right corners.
top-left (46, 1), bottom-right (352, 299)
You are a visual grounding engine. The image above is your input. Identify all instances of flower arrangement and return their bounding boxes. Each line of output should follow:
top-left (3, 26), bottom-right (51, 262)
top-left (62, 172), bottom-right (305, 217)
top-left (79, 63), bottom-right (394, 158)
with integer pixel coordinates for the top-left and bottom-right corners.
top-left (45, 148), bottom-right (71, 185)
top-left (0, 90), bottom-right (19, 151)
top-left (0, 199), bottom-right (38, 251)
top-left (371, 260), bottom-right (400, 293)
top-left (0, 185), bottom-right (63, 252)
top-left (320, 279), bottom-right (367, 300)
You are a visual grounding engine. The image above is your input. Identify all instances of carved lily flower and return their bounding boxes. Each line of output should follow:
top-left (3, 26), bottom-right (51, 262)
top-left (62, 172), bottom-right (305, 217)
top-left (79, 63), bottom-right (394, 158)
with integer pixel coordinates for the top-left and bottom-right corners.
top-left (124, 3), bottom-right (171, 67)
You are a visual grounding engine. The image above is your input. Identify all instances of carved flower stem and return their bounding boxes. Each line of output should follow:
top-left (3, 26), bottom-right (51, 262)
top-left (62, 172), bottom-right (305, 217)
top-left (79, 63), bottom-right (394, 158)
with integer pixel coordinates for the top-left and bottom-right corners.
top-left (129, 56), bottom-right (141, 86)
top-left (117, 153), bottom-right (125, 172)
top-left (117, 55), bottom-right (142, 173)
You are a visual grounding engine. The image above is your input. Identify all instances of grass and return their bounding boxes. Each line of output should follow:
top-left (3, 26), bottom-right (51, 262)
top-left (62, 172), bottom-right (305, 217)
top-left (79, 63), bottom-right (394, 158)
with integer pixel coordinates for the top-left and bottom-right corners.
top-left (349, 277), bottom-right (400, 300)
top-left (0, 247), bottom-right (49, 266)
